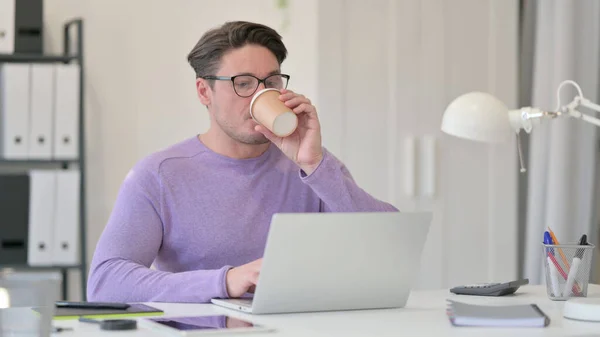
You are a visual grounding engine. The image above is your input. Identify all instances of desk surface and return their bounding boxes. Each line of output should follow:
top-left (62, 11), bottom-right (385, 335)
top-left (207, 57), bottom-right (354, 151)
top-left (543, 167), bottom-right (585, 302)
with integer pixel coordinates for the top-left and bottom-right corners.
top-left (54, 285), bottom-right (600, 336)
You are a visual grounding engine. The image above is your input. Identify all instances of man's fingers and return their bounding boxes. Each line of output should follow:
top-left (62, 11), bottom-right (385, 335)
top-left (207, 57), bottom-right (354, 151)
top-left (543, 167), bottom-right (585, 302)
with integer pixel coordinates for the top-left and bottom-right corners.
top-left (284, 95), bottom-right (309, 108)
top-left (242, 258), bottom-right (262, 294)
top-left (293, 103), bottom-right (316, 114)
top-left (279, 91), bottom-right (296, 101)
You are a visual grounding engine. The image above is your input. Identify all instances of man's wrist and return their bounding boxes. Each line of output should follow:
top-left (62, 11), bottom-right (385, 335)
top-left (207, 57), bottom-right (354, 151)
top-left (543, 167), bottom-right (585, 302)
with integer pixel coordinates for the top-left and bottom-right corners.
top-left (224, 267), bottom-right (234, 298)
top-left (300, 153), bottom-right (324, 176)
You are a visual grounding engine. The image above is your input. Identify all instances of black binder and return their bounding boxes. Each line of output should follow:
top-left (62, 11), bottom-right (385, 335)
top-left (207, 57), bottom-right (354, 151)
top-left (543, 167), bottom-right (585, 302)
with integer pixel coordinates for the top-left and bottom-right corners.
top-left (0, 174), bottom-right (29, 265)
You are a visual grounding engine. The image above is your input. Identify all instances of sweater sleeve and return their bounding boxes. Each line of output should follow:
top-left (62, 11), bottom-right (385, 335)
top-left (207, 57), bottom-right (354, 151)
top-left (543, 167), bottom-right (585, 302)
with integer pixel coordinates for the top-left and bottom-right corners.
top-left (300, 148), bottom-right (399, 212)
top-left (87, 166), bottom-right (231, 303)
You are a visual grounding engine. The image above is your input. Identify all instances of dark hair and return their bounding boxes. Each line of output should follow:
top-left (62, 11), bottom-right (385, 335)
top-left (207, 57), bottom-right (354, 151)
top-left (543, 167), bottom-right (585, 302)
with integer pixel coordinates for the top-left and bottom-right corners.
top-left (187, 21), bottom-right (288, 79)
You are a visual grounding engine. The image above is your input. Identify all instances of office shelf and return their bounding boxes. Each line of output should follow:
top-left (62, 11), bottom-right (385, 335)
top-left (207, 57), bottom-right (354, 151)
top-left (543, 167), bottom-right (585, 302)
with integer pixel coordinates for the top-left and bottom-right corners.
top-left (0, 159), bottom-right (78, 165)
top-left (0, 53), bottom-right (77, 63)
top-left (0, 19), bottom-right (87, 301)
top-left (0, 264), bottom-right (81, 270)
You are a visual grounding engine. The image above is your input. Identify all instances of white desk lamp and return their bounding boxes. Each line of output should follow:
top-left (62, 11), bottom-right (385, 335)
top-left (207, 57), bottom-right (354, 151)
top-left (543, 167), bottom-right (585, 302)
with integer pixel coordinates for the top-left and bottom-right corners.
top-left (441, 80), bottom-right (600, 322)
top-left (442, 80), bottom-right (600, 173)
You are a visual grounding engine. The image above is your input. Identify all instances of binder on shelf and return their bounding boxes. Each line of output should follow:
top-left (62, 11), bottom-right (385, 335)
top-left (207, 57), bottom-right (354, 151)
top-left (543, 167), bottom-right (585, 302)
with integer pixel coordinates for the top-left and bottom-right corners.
top-left (14, 0), bottom-right (43, 54)
top-left (52, 170), bottom-right (80, 265)
top-left (0, 0), bottom-right (16, 54)
top-left (0, 0), bottom-right (43, 55)
top-left (27, 170), bottom-right (56, 266)
top-left (0, 63), bottom-right (30, 159)
top-left (0, 174), bottom-right (29, 265)
top-left (29, 64), bottom-right (54, 159)
top-left (53, 63), bottom-right (79, 160)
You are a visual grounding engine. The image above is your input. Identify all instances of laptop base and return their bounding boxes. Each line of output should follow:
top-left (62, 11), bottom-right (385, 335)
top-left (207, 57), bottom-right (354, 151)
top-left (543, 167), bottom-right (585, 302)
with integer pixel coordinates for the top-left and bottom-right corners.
top-left (211, 298), bottom-right (254, 314)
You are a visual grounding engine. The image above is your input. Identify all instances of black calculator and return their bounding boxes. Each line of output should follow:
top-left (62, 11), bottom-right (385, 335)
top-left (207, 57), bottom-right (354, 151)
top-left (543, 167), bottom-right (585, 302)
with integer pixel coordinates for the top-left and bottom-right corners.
top-left (449, 278), bottom-right (529, 296)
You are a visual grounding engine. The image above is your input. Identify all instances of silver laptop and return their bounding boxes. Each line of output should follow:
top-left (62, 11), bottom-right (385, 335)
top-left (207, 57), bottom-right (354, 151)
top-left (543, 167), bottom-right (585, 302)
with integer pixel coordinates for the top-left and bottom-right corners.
top-left (211, 212), bottom-right (432, 314)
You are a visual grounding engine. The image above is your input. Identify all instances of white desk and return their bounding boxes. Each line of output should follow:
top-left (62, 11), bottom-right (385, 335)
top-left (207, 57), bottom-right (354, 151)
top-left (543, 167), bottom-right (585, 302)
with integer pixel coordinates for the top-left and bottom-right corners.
top-left (54, 285), bottom-right (600, 336)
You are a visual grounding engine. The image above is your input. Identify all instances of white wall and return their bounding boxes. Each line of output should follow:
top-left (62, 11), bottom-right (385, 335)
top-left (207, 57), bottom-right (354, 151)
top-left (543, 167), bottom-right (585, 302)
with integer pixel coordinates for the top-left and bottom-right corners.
top-left (43, 0), bottom-right (319, 300)
top-left (318, 0), bottom-right (519, 289)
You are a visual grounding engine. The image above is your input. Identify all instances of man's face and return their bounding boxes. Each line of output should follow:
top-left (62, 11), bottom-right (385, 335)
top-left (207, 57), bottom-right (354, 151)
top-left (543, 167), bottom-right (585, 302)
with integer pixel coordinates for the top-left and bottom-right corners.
top-left (202, 44), bottom-right (281, 145)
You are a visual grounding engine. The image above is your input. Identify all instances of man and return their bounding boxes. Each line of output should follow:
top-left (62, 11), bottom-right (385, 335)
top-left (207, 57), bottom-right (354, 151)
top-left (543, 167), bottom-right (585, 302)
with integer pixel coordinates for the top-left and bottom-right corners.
top-left (87, 21), bottom-right (397, 303)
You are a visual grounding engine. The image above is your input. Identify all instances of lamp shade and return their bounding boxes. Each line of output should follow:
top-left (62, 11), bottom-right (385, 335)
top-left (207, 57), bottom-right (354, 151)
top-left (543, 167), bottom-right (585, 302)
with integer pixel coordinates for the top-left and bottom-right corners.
top-left (441, 92), bottom-right (512, 143)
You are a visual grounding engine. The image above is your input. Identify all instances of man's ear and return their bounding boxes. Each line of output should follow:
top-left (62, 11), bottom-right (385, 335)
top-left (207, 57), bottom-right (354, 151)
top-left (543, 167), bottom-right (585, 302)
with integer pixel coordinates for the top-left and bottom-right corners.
top-left (196, 78), bottom-right (212, 106)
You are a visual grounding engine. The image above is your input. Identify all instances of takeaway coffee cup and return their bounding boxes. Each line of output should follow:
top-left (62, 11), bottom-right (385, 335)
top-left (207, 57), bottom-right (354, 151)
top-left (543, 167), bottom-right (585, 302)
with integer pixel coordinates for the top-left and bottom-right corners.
top-left (250, 88), bottom-right (298, 137)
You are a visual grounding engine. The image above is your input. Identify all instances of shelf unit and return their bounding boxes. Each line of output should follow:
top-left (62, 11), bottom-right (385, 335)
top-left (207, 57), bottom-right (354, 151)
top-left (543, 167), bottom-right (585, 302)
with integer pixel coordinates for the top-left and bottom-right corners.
top-left (0, 19), bottom-right (87, 300)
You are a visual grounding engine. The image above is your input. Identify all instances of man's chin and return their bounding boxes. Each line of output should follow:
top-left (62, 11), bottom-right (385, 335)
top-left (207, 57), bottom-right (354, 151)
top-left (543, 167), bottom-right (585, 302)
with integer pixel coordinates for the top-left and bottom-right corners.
top-left (233, 132), bottom-right (269, 145)
top-left (220, 122), bottom-right (270, 145)
top-left (243, 136), bottom-right (270, 145)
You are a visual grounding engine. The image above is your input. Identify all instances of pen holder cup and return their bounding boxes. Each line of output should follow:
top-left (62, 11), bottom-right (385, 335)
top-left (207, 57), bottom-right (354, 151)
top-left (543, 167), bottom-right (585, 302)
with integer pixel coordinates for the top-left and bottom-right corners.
top-left (542, 243), bottom-right (595, 301)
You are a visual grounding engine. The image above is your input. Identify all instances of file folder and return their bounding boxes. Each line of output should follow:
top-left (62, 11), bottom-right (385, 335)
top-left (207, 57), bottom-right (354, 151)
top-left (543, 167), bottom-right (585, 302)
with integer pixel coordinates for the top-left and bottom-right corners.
top-left (0, 0), bottom-right (16, 54)
top-left (52, 170), bottom-right (79, 265)
top-left (29, 64), bottom-right (54, 159)
top-left (13, 0), bottom-right (43, 54)
top-left (0, 174), bottom-right (29, 265)
top-left (53, 64), bottom-right (79, 160)
top-left (0, 63), bottom-right (30, 159)
top-left (27, 170), bottom-right (56, 266)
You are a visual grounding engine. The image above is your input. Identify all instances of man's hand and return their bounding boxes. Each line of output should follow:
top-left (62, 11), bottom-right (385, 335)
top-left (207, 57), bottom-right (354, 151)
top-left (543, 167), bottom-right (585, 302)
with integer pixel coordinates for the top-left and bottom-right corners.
top-left (225, 258), bottom-right (262, 298)
top-left (254, 89), bottom-right (323, 175)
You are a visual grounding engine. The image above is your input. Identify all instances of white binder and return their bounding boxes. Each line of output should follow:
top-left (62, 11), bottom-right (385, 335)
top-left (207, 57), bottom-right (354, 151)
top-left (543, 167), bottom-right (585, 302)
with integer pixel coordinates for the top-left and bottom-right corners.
top-left (0, 0), bottom-right (16, 54)
top-left (27, 171), bottom-right (56, 266)
top-left (53, 64), bottom-right (79, 160)
top-left (52, 170), bottom-right (80, 265)
top-left (29, 64), bottom-right (54, 159)
top-left (0, 63), bottom-right (30, 159)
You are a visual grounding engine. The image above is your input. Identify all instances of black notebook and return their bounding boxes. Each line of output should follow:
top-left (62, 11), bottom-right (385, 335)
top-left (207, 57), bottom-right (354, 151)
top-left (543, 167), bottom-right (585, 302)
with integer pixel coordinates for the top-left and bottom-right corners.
top-left (34, 303), bottom-right (163, 320)
top-left (446, 300), bottom-right (550, 327)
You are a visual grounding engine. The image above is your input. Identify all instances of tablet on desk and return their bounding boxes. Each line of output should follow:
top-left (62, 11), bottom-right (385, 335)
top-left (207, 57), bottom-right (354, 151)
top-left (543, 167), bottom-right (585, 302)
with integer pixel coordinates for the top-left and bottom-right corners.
top-left (139, 315), bottom-right (274, 336)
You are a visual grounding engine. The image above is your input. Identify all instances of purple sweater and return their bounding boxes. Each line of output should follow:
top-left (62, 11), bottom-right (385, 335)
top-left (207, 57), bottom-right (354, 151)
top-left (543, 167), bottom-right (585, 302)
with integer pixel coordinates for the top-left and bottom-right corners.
top-left (87, 136), bottom-right (397, 303)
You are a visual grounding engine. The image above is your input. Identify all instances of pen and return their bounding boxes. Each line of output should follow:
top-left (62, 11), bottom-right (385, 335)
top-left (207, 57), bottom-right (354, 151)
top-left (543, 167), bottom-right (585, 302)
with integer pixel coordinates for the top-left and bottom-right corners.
top-left (564, 237), bottom-right (585, 297)
top-left (547, 255), bottom-right (561, 297)
top-left (547, 252), bottom-right (579, 294)
top-left (548, 228), bottom-right (582, 293)
top-left (548, 227), bottom-right (570, 269)
top-left (544, 231), bottom-right (561, 297)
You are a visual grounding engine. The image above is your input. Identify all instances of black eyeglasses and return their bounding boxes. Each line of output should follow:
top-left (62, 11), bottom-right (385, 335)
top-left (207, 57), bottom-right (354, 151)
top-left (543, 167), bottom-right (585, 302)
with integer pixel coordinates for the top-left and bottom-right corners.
top-left (201, 74), bottom-right (290, 98)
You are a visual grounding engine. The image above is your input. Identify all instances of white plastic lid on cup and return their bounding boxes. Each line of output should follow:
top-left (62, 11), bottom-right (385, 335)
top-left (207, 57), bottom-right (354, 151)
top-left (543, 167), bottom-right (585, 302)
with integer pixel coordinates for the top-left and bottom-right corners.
top-left (249, 88), bottom-right (298, 137)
